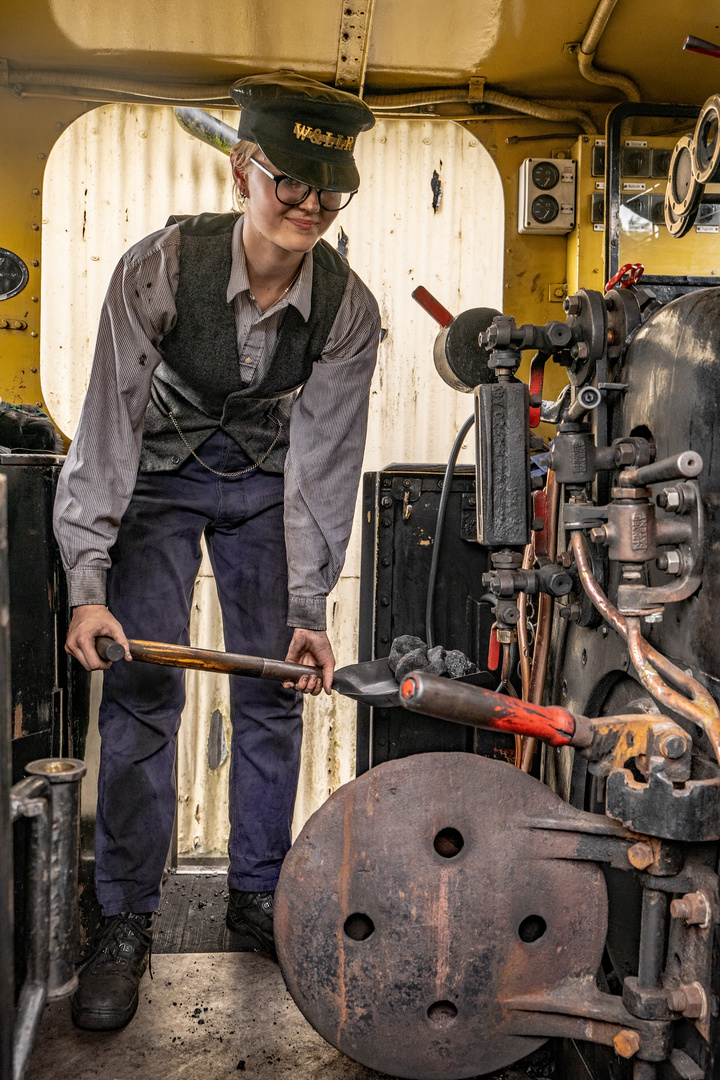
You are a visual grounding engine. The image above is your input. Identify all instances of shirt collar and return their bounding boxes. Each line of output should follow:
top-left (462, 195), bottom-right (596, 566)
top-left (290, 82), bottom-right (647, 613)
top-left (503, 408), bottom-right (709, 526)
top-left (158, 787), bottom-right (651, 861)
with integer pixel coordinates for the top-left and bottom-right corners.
top-left (227, 214), bottom-right (313, 323)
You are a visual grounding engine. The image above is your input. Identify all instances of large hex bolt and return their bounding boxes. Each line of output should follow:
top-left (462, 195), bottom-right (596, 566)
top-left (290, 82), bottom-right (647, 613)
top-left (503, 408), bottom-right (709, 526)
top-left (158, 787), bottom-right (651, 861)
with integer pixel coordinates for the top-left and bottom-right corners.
top-left (613, 1029), bottom-right (642, 1058)
top-left (656, 550), bottom-right (682, 575)
top-left (628, 842), bottom-right (655, 871)
top-left (658, 732), bottom-right (689, 760)
top-left (668, 982), bottom-right (707, 1019)
top-left (25, 758), bottom-right (87, 998)
top-left (670, 892), bottom-right (710, 927)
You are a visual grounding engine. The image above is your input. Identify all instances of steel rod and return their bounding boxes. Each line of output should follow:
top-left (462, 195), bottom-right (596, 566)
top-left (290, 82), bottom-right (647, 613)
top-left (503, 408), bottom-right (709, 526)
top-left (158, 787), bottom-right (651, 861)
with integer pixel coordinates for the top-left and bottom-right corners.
top-left (637, 888), bottom-right (667, 990)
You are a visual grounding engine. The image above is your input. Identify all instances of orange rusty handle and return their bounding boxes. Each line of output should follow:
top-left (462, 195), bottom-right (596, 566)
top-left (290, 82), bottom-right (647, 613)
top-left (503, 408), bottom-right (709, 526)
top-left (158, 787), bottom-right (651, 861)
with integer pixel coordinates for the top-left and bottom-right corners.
top-left (399, 671), bottom-right (583, 747)
top-left (95, 636), bottom-right (322, 683)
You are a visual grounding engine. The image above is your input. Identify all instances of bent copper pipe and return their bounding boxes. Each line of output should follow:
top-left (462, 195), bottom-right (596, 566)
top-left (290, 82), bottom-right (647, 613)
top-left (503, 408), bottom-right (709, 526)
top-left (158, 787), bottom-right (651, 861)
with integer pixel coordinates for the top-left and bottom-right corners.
top-left (399, 670), bottom-right (592, 748)
top-left (571, 532), bottom-right (720, 764)
top-left (626, 618), bottom-right (720, 763)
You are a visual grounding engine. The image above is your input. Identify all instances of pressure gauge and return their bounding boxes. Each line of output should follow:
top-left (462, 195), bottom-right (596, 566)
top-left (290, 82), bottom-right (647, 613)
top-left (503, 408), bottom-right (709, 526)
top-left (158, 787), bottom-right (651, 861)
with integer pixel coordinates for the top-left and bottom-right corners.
top-left (531, 194), bottom-right (559, 224)
top-left (0, 248), bottom-right (29, 302)
top-left (531, 161), bottom-right (560, 191)
top-left (518, 158), bottom-right (576, 235)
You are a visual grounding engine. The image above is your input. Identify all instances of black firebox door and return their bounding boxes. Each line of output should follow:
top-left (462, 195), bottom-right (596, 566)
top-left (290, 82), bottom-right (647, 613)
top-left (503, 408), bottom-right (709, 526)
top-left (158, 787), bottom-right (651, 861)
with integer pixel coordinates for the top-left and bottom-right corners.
top-left (357, 463), bottom-right (515, 773)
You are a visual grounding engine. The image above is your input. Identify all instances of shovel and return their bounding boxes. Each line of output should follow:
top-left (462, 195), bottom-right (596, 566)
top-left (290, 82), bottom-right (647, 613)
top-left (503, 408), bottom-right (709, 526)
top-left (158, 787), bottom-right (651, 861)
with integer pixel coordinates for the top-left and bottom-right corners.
top-left (96, 637), bottom-right (404, 709)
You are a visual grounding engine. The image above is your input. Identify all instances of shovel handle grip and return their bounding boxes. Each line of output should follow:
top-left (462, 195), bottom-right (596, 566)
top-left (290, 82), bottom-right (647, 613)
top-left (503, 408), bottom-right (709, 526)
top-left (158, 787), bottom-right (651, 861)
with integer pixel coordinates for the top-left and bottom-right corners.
top-left (399, 671), bottom-right (578, 746)
top-left (95, 636), bottom-right (322, 683)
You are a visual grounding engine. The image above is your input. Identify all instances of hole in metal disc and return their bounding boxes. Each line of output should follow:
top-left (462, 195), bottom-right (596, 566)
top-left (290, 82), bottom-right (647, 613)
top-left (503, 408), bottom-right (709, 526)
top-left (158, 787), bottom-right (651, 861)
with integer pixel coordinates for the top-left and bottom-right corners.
top-left (343, 913), bottom-right (374, 941)
top-left (427, 1000), bottom-right (458, 1024)
top-left (433, 827), bottom-right (464, 858)
top-left (518, 914), bottom-right (547, 943)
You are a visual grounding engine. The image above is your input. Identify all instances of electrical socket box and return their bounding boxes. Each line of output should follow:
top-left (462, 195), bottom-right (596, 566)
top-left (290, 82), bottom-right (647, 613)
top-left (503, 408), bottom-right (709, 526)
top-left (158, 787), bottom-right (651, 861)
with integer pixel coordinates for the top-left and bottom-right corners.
top-left (518, 157), bottom-right (576, 235)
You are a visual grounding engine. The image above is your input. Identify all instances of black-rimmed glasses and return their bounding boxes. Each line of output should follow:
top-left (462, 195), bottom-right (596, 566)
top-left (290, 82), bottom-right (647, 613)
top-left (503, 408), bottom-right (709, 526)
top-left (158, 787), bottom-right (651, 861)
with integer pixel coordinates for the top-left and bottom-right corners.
top-left (250, 158), bottom-right (356, 211)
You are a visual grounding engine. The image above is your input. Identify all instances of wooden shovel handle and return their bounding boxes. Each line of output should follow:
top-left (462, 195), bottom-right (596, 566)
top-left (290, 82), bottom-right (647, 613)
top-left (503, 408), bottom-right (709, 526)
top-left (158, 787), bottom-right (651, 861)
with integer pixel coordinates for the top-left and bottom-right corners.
top-left (95, 636), bottom-right (322, 683)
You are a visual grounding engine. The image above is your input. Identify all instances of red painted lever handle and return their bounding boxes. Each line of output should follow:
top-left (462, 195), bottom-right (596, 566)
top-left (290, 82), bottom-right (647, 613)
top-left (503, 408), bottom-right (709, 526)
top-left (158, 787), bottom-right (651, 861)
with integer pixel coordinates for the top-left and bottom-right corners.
top-left (399, 670), bottom-right (579, 746)
top-left (683, 35), bottom-right (720, 59)
top-left (411, 286), bottom-right (454, 328)
top-left (528, 352), bottom-right (547, 429)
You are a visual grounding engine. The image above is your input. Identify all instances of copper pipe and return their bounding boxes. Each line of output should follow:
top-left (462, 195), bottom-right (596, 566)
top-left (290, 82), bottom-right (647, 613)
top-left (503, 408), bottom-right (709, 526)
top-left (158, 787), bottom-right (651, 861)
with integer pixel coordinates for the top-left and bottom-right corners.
top-left (571, 533), bottom-right (720, 765)
top-left (499, 642), bottom-right (522, 764)
top-left (521, 472), bottom-right (560, 773)
top-left (517, 535), bottom-right (535, 703)
top-left (626, 619), bottom-right (720, 763)
top-left (571, 532), bottom-right (627, 638)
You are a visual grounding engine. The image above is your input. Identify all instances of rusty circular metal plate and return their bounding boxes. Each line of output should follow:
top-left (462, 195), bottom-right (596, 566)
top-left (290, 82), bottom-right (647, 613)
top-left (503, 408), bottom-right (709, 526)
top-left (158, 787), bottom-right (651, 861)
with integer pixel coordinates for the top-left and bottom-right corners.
top-left (276, 753), bottom-right (608, 1080)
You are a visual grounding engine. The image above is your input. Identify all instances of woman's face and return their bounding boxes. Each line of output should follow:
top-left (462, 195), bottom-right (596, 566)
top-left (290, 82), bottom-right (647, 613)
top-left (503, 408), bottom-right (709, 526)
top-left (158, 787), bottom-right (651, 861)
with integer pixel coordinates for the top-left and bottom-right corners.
top-left (235, 150), bottom-right (339, 258)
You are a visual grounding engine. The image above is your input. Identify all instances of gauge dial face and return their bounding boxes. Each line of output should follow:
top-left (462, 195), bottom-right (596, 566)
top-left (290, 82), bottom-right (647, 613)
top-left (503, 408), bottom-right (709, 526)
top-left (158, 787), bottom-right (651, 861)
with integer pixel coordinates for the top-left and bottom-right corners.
top-left (531, 161), bottom-right (560, 191)
top-left (0, 249), bottom-right (29, 302)
top-left (531, 194), bottom-right (559, 224)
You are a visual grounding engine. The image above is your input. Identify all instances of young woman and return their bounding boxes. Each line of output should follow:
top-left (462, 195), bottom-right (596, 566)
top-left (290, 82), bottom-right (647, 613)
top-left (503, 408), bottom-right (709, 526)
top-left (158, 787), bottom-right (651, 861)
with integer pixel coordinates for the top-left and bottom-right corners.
top-left (54, 71), bottom-right (380, 1030)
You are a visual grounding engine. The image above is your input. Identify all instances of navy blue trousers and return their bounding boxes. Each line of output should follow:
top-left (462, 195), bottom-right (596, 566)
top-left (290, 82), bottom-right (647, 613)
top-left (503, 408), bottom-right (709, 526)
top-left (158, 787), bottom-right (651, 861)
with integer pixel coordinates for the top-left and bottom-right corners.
top-left (95, 431), bottom-right (303, 916)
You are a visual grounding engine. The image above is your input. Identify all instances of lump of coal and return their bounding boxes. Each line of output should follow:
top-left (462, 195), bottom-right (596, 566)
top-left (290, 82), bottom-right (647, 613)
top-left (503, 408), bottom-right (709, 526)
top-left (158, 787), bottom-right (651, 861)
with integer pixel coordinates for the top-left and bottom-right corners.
top-left (425, 645), bottom-right (447, 675)
top-left (394, 647), bottom-right (429, 682)
top-left (445, 650), bottom-right (479, 678)
top-left (388, 635), bottom-right (426, 673)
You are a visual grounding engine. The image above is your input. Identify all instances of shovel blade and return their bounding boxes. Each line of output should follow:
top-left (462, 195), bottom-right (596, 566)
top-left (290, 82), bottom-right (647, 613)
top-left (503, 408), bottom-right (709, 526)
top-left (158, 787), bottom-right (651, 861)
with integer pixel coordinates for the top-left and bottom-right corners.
top-left (332, 657), bottom-right (400, 708)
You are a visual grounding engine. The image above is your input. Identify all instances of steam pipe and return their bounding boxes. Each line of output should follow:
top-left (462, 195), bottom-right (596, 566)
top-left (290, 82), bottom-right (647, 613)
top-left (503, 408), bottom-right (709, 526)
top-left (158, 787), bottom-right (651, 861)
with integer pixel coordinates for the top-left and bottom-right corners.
top-left (365, 88), bottom-right (598, 134)
top-left (578, 0), bottom-right (641, 101)
top-left (10, 776), bottom-right (52, 1080)
top-left (571, 532), bottom-right (720, 763)
top-left (25, 759), bottom-right (87, 999)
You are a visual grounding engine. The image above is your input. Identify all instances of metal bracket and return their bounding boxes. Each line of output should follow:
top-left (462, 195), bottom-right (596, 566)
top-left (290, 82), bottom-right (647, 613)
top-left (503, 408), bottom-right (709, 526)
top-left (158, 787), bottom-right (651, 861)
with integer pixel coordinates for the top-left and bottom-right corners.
top-left (469, 76), bottom-right (486, 103)
top-left (618, 479), bottom-right (704, 611)
top-left (460, 491), bottom-right (477, 540)
top-left (582, 715), bottom-right (692, 783)
top-left (334, 0), bottom-right (376, 95)
top-left (607, 764), bottom-right (720, 842)
top-left (505, 974), bottom-right (672, 1062)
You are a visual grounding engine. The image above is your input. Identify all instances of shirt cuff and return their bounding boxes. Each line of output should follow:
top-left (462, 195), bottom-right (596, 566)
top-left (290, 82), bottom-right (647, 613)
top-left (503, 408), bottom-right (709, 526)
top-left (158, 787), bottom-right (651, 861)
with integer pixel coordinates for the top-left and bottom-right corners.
top-left (287, 595), bottom-right (327, 631)
top-left (66, 567), bottom-right (108, 608)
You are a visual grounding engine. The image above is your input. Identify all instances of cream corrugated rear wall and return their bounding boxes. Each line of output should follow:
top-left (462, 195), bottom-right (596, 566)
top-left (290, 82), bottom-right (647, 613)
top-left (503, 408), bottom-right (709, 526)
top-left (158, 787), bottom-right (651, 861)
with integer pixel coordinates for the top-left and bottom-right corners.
top-left (41, 105), bottom-right (503, 856)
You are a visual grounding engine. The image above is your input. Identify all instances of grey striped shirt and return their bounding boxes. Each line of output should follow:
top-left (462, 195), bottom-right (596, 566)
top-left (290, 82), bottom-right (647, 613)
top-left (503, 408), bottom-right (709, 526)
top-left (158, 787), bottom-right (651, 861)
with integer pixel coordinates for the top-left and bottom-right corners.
top-left (53, 216), bottom-right (381, 631)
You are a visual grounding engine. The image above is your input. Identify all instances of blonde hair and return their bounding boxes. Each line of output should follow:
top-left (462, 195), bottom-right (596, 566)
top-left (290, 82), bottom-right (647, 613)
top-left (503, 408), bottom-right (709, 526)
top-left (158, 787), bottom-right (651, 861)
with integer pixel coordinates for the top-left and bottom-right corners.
top-left (229, 139), bottom-right (260, 212)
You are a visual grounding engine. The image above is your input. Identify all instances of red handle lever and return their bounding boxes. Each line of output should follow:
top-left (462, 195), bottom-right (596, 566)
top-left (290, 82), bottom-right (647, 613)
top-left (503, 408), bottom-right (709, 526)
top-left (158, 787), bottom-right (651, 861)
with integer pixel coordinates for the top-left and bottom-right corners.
top-left (411, 286), bottom-right (454, 328)
top-left (400, 671), bottom-right (578, 746)
top-left (487, 624), bottom-right (500, 671)
top-left (528, 353), bottom-right (547, 429)
top-left (605, 262), bottom-right (644, 293)
top-left (683, 35), bottom-right (720, 59)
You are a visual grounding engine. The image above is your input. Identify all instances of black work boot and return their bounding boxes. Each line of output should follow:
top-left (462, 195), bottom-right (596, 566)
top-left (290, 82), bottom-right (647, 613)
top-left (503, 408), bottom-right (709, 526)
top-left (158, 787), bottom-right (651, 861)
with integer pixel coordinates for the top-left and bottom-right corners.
top-left (226, 889), bottom-right (276, 956)
top-left (71, 912), bottom-right (154, 1031)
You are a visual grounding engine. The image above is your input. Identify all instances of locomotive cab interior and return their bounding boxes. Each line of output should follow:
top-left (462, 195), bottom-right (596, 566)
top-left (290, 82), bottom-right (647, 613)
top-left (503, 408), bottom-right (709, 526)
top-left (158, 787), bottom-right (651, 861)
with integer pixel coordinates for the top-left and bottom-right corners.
top-left (4, 3), bottom-right (720, 1080)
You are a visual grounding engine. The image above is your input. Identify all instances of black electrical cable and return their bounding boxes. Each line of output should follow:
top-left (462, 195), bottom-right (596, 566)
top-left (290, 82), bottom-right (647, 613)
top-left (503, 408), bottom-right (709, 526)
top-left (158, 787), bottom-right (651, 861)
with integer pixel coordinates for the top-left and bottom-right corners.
top-left (425, 414), bottom-right (475, 649)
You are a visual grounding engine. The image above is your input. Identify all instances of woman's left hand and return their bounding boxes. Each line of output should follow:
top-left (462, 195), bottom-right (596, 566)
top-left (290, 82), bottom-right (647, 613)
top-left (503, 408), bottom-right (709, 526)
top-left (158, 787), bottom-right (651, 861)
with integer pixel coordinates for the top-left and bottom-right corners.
top-left (284, 628), bottom-right (335, 695)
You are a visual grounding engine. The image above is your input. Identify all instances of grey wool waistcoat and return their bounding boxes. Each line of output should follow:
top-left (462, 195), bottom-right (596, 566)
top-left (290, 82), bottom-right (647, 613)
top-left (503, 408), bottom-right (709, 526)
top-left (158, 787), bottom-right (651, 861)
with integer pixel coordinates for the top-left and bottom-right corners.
top-left (139, 212), bottom-right (350, 474)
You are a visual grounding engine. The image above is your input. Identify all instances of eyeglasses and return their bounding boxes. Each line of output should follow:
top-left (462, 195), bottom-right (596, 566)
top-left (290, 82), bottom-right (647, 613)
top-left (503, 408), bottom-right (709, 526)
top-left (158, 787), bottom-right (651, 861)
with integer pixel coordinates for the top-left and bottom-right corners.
top-left (250, 158), bottom-right (356, 211)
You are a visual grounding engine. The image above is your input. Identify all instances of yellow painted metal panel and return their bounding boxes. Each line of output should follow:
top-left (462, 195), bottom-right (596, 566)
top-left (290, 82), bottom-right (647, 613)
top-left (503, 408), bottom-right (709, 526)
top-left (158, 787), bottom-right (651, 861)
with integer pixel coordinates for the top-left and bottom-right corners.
top-left (41, 105), bottom-right (503, 853)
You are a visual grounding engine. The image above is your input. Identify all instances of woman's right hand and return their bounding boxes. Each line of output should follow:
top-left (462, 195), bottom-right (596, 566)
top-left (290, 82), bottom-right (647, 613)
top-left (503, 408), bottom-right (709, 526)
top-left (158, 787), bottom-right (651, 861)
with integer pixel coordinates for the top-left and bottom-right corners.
top-left (65, 604), bottom-right (131, 671)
